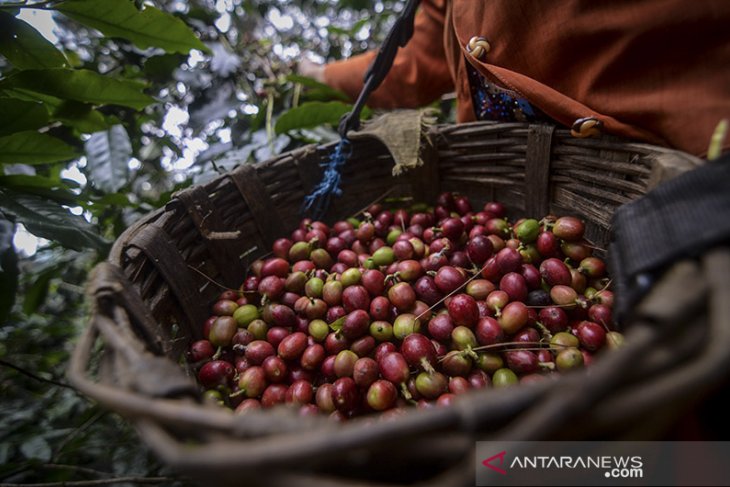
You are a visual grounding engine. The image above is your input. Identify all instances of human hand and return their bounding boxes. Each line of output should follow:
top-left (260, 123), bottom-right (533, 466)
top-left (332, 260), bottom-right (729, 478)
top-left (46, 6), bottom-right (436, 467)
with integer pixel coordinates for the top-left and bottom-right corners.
top-left (297, 58), bottom-right (325, 83)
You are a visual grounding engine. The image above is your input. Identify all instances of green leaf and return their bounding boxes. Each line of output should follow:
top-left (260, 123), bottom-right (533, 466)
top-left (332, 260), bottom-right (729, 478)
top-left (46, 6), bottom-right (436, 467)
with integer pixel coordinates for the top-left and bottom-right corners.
top-left (84, 125), bottom-right (131, 193)
top-left (0, 98), bottom-right (49, 136)
top-left (90, 192), bottom-right (135, 209)
top-left (0, 11), bottom-right (68, 69)
top-left (143, 53), bottom-right (185, 83)
top-left (56, 0), bottom-right (209, 54)
top-left (0, 131), bottom-right (79, 165)
top-left (286, 74), bottom-right (350, 102)
top-left (275, 101), bottom-right (369, 134)
top-left (0, 174), bottom-right (80, 205)
top-left (0, 69), bottom-right (155, 110)
top-left (0, 189), bottom-right (109, 252)
top-left (0, 218), bottom-right (17, 324)
top-left (329, 316), bottom-right (345, 332)
top-left (19, 436), bottom-right (52, 462)
top-left (0, 87), bottom-right (64, 111)
top-left (22, 266), bottom-right (55, 315)
top-left (52, 101), bottom-right (111, 133)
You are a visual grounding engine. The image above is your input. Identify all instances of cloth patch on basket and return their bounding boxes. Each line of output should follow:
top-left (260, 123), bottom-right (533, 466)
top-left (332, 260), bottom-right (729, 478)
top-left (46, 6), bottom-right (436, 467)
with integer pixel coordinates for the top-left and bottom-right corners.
top-left (348, 108), bottom-right (437, 176)
top-left (609, 155), bottom-right (730, 322)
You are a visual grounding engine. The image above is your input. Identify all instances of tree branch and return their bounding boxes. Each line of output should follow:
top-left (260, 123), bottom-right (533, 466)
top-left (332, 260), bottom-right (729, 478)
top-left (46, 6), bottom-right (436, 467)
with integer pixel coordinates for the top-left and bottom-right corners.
top-left (0, 359), bottom-right (75, 390)
top-left (0, 0), bottom-right (59, 10)
top-left (0, 477), bottom-right (176, 487)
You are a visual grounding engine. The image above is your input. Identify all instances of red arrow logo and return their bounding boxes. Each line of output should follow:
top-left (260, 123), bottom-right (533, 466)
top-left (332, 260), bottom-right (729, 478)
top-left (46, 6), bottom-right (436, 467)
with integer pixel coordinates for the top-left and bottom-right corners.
top-left (482, 451), bottom-right (507, 475)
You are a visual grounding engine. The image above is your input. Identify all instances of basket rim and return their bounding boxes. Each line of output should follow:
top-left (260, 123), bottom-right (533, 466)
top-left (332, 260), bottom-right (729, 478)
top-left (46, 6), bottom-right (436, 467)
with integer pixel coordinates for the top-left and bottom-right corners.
top-left (68, 119), bottom-right (718, 482)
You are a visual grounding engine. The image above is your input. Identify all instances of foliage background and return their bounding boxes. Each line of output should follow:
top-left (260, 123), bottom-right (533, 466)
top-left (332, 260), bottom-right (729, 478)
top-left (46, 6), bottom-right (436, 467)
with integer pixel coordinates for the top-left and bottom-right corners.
top-left (0, 0), bottom-right (406, 484)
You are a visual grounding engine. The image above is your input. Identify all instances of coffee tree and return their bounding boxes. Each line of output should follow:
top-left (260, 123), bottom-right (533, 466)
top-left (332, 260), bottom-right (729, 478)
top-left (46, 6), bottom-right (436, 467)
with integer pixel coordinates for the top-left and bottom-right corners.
top-left (0, 0), bottom-right (398, 483)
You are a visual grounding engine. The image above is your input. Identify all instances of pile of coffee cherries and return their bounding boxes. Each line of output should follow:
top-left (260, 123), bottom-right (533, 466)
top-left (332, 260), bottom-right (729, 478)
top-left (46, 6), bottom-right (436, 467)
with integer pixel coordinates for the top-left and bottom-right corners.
top-left (188, 193), bottom-right (621, 420)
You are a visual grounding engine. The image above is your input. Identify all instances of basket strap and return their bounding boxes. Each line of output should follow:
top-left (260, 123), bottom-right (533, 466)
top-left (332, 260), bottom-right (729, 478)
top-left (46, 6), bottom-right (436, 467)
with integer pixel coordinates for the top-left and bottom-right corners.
top-left (338, 0), bottom-right (422, 137)
top-left (525, 124), bottom-right (555, 217)
top-left (229, 165), bottom-right (287, 249)
top-left (175, 185), bottom-right (244, 288)
top-left (88, 262), bottom-right (164, 355)
top-left (128, 225), bottom-right (208, 339)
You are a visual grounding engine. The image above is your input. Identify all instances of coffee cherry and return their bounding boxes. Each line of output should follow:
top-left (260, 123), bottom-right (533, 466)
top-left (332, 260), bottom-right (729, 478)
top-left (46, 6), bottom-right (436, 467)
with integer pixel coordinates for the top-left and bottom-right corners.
top-left (245, 340), bottom-right (275, 365)
top-left (189, 340), bottom-right (215, 362)
top-left (514, 219), bottom-right (540, 243)
top-left (401, 333), bottom-right (438, 372)
top-left (300, 343), bottom-right (325, 371)
top-left (332, 377), bottom-right (359, 413)
top-left (504, 350), bottom-right (539, 375)
top-left (286, 380), bottom-right (313, 405)
top-left (540, 258), bottom-right (572, 287)
top-left (475, 317), bottom-right (504, 346)
top-left (366, 380), bottom-right (397, 411)
top-left (378, 352), bottom-right (410, 385)
top-left (475, 352), bottom-right (503, 374)
top-left (353, 357), bottom-right (379, 388)
top-left (499, 272), bottom-right (528, 302)
top-left (492, 368), bottom-right (519, 388)
top-left (434, 266), bottom-right (467, 294)
top-left (388, 282), bottom-right (417, 311)
top-left (308, 319), bottom-right (329, 342)
top-left (233, 304), bottom-right (259, 327)
top-left (194, 196), bottom-right (617, 419)
top-left (198, 360), bottom-right (235, 389)
top-left (447, 293), bottom-right (479, 327)
top-left (427, 313), bottom-right (454, 342)
top-left (552, 216), bottom-right (584, 241)
top-left (415, 371), bottom-right (448, 399)
top-left (498, 301), bottom-right (529, 334)
top-left (277, 332), bottom-right (308, 360)
top-left (555, 347), bottom-right (584, 371)
top-left (262, 355), bottom-right (288, 383)
top-left (575, 321), bottom-right (606, 351)
top-left (606, 331), bottom-right (624, 350)
top-left (342, 285), bottom-right (370, 313)
top-left (392, 314), bottom-right (421, 340)
top-left (237, 366), bottom-right (266, 398)
top-left (350, 335), bottom-right (376, 357)
top-left (467, 369), bottom-right (490, 389)
top-left (334, 350), bottom-right (358, 378)
top-left (495, 247), bottom-right (522, 275)
top-left (261, 383), bottom-right (288, 407)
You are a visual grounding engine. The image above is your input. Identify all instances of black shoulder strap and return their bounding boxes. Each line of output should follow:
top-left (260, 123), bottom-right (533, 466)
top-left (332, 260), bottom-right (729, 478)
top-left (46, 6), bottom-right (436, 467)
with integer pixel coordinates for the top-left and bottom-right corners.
top-left (338, 0), bottom-right (423, 138)
top-left (609, 156), bottom-right (730, 322)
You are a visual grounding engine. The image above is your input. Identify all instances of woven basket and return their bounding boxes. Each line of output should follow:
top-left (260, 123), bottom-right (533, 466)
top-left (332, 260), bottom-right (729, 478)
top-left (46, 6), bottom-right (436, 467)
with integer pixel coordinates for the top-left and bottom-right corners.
top-left (68, 121), bottom-right (730, 487)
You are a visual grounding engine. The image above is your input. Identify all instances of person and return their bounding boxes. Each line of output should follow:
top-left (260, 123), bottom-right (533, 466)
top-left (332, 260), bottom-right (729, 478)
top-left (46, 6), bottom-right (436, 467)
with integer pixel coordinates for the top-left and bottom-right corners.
top-left (299, 0), bottom-right (730, 157)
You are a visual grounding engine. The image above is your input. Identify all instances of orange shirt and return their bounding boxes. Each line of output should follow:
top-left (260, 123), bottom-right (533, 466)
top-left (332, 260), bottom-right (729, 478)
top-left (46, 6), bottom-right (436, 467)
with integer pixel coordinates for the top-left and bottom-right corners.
top-left (324, 0), bottom-right (730, 157)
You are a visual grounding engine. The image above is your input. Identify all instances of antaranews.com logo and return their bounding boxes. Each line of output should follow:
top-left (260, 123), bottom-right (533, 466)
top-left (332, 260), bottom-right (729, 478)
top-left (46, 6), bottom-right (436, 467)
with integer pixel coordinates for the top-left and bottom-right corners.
top-left (482, 450), bottom-right (644, 479)
top-left (474, 441), bottom-right (730, 486)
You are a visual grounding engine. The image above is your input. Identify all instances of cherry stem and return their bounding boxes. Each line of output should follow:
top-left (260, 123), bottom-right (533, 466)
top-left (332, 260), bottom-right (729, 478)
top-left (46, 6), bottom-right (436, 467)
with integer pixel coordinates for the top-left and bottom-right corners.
top-left (187, 265), bottom-right (239, 292)
top-left (414, 260), bottom-right (491, 323)
top-left (349, 187), bottom-right (397, 219)
top-left (469, 341), bottom-right (550, 354)
top-left (420, 357), bottom-right (436, 375)
top-left (212, 346), bottom-right (223, 361)
top-left (464, 346), bottom-right (479, 361)
top-left (399, 382), bottom-right (412, 401)
top-left (534, 321), bottom-right (553, 340)
top-left (525, 303), bottom-right (576, 309)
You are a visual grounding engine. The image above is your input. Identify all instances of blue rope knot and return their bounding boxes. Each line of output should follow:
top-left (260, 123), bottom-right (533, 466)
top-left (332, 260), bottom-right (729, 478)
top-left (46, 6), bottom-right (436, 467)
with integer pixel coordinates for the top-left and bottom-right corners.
top-left (302, 138), bottom-right (352, 219)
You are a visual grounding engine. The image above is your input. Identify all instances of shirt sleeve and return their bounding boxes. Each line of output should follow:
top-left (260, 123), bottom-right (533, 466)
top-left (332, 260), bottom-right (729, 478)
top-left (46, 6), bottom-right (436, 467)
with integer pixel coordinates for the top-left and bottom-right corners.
top-left (323, 0), bottom-right (454, 109)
